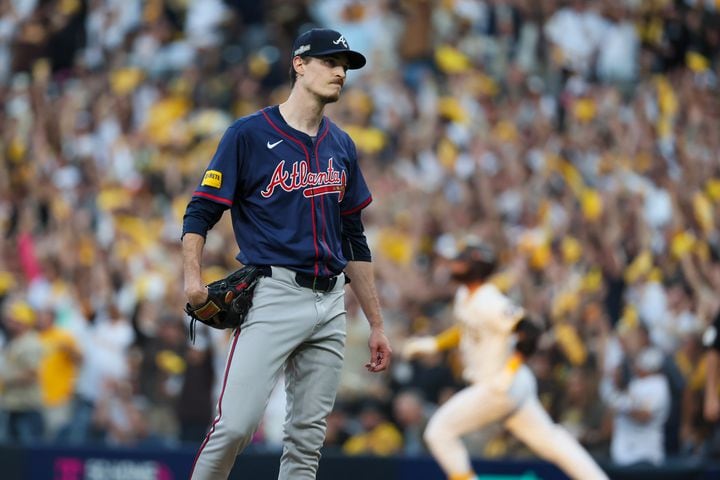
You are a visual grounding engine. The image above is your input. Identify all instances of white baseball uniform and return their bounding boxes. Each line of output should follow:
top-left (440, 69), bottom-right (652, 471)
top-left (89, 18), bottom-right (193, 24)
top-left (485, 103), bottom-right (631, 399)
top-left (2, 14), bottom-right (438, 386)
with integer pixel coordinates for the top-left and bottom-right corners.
top-left (423, 283), bottom-right (608, 480)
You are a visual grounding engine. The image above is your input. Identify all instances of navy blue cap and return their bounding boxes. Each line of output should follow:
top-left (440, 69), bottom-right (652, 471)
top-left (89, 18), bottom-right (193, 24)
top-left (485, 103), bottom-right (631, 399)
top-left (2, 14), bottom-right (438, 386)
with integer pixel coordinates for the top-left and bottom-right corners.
top-left (291, 28), bottom-right (366, 70)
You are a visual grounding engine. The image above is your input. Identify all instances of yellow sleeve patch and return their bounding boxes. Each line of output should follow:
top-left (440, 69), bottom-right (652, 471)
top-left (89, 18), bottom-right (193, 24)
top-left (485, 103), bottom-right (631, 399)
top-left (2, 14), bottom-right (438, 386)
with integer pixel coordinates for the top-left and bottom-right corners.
top-left (201, 170), bottom-right (222, 188)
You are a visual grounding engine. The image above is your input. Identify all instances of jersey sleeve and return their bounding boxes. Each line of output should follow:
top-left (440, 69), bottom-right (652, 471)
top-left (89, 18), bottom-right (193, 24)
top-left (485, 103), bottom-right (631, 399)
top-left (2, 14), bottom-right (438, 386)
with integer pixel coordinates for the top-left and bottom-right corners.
top-left (435, 325), bottom-right (461, 351)
top-left (339, 140), bottom-right (372, 215)
top-left (341, 211), bottom-right (371, 261)
top-left (192, 125), bottom-right (243, 206)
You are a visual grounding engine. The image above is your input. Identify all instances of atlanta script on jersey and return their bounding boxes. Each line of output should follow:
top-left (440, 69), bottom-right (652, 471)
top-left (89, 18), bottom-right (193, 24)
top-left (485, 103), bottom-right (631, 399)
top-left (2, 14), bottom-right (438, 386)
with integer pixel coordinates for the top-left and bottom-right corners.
top-left (192, 106), bottom-right (372, 276)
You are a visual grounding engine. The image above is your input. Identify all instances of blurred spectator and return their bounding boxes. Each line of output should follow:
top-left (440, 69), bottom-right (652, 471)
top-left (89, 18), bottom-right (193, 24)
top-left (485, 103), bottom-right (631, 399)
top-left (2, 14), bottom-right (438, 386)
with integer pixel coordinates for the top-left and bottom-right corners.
top-left (343, 400), bottom-right (403, 456)
top-left (175, 326), bottom-right (215, 444)
top-left (617, 323), bottom-right (686, 456)
top-left (136, 312), bottom-right (187, 445)
top-left (649, 279), bottom-right (702, 354)
top-left (60, 303), bottom-right (134, 444)
top-left (0, 299), bottom-right (44, 444)
top-left (602, 347), bottom-right (671, 466)
top-left (391, 389), bottom-right (429, 456)
top-left (557, 367), bottom-right (611, 458)
top-left (36, 305), bottom-right (82, 441)
top-left (677, 331), bottom-right (711, 456)
top-left (544, 0), bottom-right (606, 77)
top-left (323, 403), bottom-right (352, 454)
top-left (92, 378), bottom-right (149, 446)
top-left (595, 2), bottom-right (640, 85)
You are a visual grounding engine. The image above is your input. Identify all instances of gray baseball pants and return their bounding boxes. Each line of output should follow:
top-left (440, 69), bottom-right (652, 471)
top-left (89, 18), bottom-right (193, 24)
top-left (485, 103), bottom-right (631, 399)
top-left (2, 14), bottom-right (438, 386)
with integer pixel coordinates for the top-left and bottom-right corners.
top-left (190, 266), bottom-right (347, 480)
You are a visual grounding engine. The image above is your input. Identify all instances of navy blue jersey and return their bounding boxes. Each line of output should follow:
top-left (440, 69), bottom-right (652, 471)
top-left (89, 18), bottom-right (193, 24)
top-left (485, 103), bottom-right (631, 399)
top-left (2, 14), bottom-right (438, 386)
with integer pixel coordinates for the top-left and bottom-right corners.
top-left (192, 105), bottom-right (372, 276)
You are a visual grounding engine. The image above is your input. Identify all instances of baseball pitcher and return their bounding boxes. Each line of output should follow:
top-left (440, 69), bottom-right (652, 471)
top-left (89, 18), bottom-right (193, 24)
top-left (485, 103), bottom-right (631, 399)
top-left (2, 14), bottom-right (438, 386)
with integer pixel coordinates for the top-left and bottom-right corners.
top-left (182, 28), bottom-right (392, 480)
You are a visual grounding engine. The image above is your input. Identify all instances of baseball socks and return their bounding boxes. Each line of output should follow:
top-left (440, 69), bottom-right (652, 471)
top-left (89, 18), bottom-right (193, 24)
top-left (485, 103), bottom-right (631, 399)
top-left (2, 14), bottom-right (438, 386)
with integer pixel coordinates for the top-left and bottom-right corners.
top-left (449, 473), bottom-right (478, 480)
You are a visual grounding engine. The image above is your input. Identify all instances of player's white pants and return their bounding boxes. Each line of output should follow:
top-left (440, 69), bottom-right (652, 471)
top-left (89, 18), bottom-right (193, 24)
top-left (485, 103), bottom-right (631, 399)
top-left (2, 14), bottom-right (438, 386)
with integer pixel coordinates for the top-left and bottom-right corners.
top-left (423, 365), bottom-right (608, 480)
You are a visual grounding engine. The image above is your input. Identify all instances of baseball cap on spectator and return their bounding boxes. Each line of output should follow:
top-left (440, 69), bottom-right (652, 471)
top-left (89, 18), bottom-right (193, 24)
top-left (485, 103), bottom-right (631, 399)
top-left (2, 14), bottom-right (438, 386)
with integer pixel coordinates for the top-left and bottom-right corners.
top-left (5, 300), bottom-right (36, 327)
top-left (291, 28), bottom-right (366, 69)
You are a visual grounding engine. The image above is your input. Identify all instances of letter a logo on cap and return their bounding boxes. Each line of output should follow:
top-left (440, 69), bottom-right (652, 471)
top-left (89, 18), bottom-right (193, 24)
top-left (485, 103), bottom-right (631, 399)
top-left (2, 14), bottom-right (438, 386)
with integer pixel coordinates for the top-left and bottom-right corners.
top-left (333, 35), bottom-right (348, 49)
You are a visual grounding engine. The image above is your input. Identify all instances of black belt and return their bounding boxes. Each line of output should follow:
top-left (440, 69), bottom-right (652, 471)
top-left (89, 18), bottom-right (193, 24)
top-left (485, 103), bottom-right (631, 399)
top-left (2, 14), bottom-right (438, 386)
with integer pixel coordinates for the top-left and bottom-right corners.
top-left (294, 272), bottom-right (339, 292)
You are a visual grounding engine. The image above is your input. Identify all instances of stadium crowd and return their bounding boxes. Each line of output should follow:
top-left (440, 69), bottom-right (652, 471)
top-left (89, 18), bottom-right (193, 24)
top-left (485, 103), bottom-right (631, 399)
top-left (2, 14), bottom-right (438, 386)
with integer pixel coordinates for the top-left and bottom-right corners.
top-left (1, 0), bottom-right (720, 470)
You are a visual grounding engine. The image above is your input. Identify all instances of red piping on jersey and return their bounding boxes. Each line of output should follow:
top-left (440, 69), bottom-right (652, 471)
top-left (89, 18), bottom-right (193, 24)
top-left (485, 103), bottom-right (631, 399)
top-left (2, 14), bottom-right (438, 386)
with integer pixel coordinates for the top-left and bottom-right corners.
top-left (193, 190), bottom-right (233, 206)
top-left (262, 109), bottom-right (321, 275)
top-left (341, 195), bottom-right (372, 216)
top-left (189, 330), bottom-right (241, 477)
top-left (313, 122), bottom-right (332, 276)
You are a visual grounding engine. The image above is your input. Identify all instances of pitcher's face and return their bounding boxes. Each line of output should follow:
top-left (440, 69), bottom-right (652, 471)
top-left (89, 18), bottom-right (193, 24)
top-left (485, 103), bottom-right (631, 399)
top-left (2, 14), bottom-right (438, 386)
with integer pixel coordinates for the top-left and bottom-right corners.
top-left (296, 54), bottom-right (350, 104)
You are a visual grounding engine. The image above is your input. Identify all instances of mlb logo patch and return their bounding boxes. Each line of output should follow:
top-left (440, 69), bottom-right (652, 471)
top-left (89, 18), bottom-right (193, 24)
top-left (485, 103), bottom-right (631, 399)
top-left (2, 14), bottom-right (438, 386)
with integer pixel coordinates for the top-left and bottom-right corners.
top-left (202, 170), bottom-right (222, 188)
